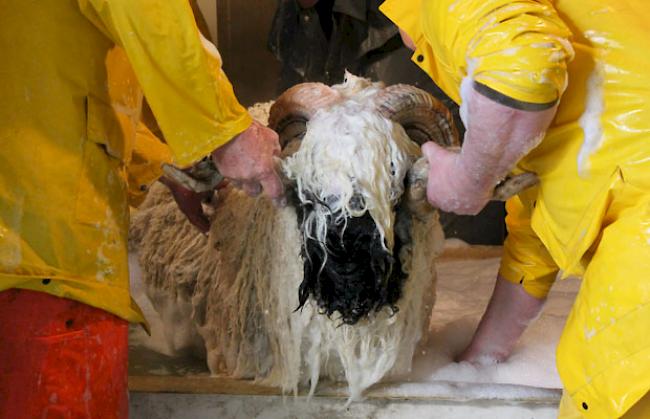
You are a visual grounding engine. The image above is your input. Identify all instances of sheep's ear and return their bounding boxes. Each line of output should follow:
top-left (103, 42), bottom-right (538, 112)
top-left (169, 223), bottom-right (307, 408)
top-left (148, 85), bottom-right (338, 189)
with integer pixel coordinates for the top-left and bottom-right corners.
top-left (269, 83), bottom-right (341, 151)
top-left (375, 85), bottom-right (459, 148)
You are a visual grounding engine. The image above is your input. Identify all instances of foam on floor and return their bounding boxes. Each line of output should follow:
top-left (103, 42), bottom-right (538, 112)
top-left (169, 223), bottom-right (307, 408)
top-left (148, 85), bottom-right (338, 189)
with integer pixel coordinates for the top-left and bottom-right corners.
top-left (407, 248), bottom-right (579, 391)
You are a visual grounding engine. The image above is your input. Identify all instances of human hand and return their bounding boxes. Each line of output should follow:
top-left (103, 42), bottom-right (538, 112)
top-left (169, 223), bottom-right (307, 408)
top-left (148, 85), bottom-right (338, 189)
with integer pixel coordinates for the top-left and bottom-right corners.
top-left (421, 142), bottom-right (492, 215)
top-left (211, 120), bottom-right (286, 206)
top-left (159, 176), bottom-right (214, 233)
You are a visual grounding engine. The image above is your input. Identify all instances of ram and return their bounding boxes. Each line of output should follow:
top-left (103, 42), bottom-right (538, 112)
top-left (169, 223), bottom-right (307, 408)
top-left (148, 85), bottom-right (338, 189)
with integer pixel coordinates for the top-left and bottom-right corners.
top-left (130, 74), bottom-right (526, 400)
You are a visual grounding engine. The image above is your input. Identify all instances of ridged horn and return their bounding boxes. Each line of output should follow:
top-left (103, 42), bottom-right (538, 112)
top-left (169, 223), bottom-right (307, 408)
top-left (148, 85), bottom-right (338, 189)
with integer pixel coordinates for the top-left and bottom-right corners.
top-left (268, 83), bottom-right (341, 152)
top-left (378, 84), bottom-right (539, 215)
top-left (376, 84), bottom-right (460, 147)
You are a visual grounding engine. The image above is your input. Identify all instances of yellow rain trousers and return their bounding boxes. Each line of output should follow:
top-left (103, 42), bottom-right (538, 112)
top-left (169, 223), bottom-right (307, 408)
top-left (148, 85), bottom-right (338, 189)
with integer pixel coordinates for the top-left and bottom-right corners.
top-left (0, 1), bottom-right (251, 326)
top-left (381, 0), bottom-right (650, 417)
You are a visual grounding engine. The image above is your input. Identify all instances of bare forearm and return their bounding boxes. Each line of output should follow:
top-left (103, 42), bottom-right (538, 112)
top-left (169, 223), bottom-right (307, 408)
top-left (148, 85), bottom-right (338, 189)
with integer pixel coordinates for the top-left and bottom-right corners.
top-left (457, 275), bottom-right (546, 363)
top-left (423, 87), bottom-right (558, 214)
top-left (459, 88), bottom-right (558, 191)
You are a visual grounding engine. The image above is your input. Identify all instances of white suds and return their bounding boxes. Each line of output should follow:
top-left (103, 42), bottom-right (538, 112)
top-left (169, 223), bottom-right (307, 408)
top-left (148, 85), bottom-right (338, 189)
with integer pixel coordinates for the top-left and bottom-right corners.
top-left (199, 33), bottom-right (222, 62)
top-left (459, 58), bottom-right (478, 128)
top-left (284, 77), bottom-right (419, 253)
top-left (583, 30), bottom-right (622, 50)
top-left (577, 62), bottom-right (605, 177)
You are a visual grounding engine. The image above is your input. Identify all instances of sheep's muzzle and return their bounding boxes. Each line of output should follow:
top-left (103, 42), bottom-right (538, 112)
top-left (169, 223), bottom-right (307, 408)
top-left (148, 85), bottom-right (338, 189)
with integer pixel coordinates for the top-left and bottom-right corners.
top-left (297, 209), bottom-right (406, 325)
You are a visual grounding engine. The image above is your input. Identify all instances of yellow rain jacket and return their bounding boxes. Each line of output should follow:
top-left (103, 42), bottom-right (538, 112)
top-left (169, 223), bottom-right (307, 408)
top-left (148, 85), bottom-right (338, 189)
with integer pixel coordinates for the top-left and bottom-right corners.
top-left (381, 0), bottom-right (650, 417)
top-left (0, 0), bottom-right (251, 325)
top-left (107, 46), bottom-right (174, 208)
top-left (127, 122), bottom-right (173, 208)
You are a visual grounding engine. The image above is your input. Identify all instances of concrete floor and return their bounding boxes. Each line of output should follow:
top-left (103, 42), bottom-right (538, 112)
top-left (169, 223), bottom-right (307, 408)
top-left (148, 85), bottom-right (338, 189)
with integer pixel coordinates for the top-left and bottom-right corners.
top-left (129, 392), bottom-right (558, 419)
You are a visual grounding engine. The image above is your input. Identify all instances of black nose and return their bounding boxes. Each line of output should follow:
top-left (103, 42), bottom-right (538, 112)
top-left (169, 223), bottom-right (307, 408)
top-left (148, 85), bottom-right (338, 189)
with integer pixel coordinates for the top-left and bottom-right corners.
top-left (297, 211), bottom-right (406, 325)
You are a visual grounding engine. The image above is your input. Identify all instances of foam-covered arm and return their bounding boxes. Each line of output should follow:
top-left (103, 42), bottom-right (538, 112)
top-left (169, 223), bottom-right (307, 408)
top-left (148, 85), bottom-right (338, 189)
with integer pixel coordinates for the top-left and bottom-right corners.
top-left (422, 86), bottom-right (557, 215)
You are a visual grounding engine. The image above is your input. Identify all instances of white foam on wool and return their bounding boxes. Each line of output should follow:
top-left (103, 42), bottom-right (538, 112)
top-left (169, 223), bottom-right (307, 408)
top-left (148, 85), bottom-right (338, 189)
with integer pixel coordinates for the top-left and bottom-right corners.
top-left (130, 181), bottom-right (442, 402)
top-left (129, 82), bottom-right (441, 399)
top-left (283, 82), bottom-right (419, 252)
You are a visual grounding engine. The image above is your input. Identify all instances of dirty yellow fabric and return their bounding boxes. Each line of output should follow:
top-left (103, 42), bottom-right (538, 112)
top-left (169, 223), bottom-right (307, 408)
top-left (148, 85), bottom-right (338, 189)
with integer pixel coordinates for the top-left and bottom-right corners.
top-left (127, 123), bottom-right (173, 208)
top-left (106, 46), bottom-right (173, 207)
top-left (106, 46), bottom-right (173, 208)
top-left (555, 176), bottom-right (650, 419)
top-left (381, 0), bottom-right (650, 417)
top-left (0, 0), bottom-right (250, 326)
top-left (78, 0), bottom-right (252, 167)
top-left (380, 0), bottom-right (573, 106)
top-left (498, 187), bottom-right (558, 300)
top-left (560, 390), bottom-right (650, 419)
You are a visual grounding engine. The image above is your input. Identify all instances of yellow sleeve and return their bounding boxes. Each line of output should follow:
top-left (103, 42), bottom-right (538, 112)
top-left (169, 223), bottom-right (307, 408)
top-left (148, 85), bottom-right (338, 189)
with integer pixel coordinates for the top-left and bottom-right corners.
top-left (126, 122), bottom-right (173, 208)
top-left (422, 0), bottom-right (574, 107)
top-left (78, 0), bottom-right (252, 166)
top-left (499, 190), bottom-right (559, 299)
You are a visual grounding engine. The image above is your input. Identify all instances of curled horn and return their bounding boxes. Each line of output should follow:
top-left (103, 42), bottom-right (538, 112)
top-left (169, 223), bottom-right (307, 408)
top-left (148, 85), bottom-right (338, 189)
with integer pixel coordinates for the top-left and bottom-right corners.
top-left (377, 84), bottom-right (538, 216)
top-left (376, 84), bottom-right (460, 148)
top-left (267, 82), bottom-right (341, 194)
top-left (161, 83), bottom-right (341, 195)
top-left (268, 82), bottom-right (341, 154)
top-left (376, 84), bottom-right (460, 217)
top-left (161, 83), bottom-right (338, 194)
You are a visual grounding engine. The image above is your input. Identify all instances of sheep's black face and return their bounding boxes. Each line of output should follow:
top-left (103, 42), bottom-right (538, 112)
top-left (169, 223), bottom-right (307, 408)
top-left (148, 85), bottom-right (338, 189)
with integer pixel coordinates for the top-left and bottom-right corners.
top-left (295, 202), bottom-right (408, 325)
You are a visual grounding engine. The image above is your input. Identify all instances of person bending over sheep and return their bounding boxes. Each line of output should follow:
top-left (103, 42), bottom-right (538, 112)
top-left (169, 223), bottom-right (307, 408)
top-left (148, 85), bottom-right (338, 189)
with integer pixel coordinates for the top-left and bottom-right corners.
top-left (380, 0), bottom-right (650, 417)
